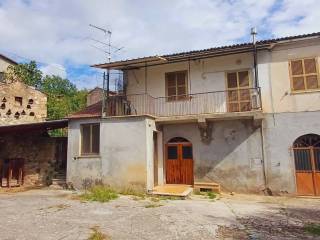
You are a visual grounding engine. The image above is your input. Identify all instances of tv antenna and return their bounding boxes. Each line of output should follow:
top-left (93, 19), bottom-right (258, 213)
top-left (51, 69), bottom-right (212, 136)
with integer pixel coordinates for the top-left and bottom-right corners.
top-left (89, 24), bottom-right (124, 117)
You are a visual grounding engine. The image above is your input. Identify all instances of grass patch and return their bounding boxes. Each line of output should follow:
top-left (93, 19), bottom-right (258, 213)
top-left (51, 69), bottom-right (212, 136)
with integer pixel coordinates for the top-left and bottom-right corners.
top-left (88, 226), bottom-right (110, 240)
top-left (81, 186), bottom-right (118, 203)
top-left (144, 203), bottom-right (163, 208)
top-left (207, 191), bottom-right (217, 200)
top-left (118, 186), bottom-right (145, 198)
top-left (304, 223), bottom-right (320, 236)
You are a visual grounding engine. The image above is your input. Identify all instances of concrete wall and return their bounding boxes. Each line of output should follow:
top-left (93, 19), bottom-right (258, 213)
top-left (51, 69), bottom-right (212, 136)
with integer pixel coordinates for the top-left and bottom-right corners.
top-left (262, 39), bottom-right (320, 113)
top-left (0, 81), bottom-right (47, 125)
top-left (263, 111), bottom-right (320, 193)
top-left (162, 121), bottom-right (264, 193)
top-left (67, 116), bottom-right (156, 190)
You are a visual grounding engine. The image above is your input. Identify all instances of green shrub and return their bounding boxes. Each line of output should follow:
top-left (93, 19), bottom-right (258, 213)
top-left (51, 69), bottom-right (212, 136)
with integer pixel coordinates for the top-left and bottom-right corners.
top-left (81, 186), bottom-right (118, 203)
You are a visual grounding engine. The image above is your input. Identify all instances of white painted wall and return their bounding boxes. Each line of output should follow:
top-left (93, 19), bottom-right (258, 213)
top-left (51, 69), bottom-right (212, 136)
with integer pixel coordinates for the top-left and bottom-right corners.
top-left (126, 52), bottom-right (255, 97)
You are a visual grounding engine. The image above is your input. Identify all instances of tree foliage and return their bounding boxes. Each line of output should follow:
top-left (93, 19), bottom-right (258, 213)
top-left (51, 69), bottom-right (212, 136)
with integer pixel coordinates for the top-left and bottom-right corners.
top-left (6, 60), bottom-right (43, 87)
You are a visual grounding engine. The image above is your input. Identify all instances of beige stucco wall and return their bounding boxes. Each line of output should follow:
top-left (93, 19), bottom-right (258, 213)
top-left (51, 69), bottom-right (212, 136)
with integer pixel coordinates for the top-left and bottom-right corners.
top-left (126, 52), bottom-right (255, 97)
top-left (265, 39), bottom-right (320, 113)
top-left (0, 81), bottom-right (47, 125)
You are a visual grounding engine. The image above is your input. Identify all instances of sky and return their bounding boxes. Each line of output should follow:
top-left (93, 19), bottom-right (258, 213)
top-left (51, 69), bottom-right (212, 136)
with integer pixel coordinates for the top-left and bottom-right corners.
top-left (0, 0), bottom-right (319, 89)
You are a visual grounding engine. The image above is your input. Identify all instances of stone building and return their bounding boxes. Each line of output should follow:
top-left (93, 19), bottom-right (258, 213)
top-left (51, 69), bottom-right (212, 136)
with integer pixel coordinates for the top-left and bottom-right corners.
top-left (86, 87), bottom-right (116, 106)
top-left (0, 81), bottom-right (47, 125)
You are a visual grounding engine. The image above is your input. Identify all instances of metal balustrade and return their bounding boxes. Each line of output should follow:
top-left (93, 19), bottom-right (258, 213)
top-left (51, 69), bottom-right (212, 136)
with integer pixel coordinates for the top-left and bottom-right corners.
top-left (104, 88), bottom-right (261, 117)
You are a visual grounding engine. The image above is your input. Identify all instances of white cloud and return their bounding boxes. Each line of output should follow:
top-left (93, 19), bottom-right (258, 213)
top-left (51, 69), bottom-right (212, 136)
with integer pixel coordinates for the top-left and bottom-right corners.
top-left (40, 63), bottom-right (67, 78)
top-left (0, 0), bottom-right (319, 88)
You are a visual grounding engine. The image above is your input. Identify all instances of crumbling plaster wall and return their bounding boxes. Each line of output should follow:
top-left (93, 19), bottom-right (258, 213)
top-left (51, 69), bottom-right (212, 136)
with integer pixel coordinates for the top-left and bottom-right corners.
top-left (0, 133), bottom-right (56, 186)
top-left (163, 120), bottom-right (264, 193)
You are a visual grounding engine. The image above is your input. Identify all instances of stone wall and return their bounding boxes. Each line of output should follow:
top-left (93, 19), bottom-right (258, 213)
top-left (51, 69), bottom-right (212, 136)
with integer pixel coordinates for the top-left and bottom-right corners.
top-left (0, 133), bottom-right (59, 187)
top-left (87, 87), bottom-right (102, 106)
top-left (0, 81), bottom-right (47, 125)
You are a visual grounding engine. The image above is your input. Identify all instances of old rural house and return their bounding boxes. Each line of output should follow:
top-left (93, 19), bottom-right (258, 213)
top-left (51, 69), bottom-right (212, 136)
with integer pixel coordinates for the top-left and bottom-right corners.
top-left (0, 54), bottom-right (68, 189)
top-left (68, 32), bottom-right (320, 196)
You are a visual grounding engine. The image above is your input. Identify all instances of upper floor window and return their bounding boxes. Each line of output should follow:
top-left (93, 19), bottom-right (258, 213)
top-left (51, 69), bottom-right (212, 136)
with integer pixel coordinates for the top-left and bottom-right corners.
top-left (289, 58), bottom-right (319, 92)
top-left (226, 70), bottom-right (252, 112)
top-left (165, 71), bottom-right (188, 101)
top-left (81, 123), bottom-right (100, 155)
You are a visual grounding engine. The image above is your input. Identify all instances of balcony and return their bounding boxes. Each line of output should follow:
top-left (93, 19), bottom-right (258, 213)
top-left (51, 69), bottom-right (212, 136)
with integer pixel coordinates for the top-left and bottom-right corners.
top-left (104, 88), bottom-right (262, 120)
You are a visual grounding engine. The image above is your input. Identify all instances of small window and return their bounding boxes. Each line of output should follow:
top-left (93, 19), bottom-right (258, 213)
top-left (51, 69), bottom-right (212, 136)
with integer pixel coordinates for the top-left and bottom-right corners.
top-left (29, 112), bottom-right (35, 116)
top-left (290, 58), bottom-right (319, 92)
top-left (165, 71), bottom-right (188, 101)
top-left (81, 123), bottom-right (100, 155)
top-left (15, 97), bottom-right (23, 106)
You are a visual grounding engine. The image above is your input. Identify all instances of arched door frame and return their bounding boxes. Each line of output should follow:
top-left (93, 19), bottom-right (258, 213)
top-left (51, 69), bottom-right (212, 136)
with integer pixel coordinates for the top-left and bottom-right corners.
top-left (165, 137), bottom-right (194, 185)
top-left (292, 134), bottom-right (320, 196)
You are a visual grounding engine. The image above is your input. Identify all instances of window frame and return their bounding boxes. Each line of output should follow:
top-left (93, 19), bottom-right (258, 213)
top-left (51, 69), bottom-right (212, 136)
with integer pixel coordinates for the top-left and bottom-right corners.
top-left (165, 70), bottom-right (188, 101)
top-left (80, 123), bottom-right (100, 156)
top-left (225, 69), bottom-right (252, 112)
top-left (289, 57), bottom-right (320, 93)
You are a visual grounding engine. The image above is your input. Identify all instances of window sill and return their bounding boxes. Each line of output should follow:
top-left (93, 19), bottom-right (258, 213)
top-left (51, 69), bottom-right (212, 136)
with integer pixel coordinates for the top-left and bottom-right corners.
top-left (76, 155), bottom-right (101, 159)
top-left (290, 89), bottom-right (320, 95)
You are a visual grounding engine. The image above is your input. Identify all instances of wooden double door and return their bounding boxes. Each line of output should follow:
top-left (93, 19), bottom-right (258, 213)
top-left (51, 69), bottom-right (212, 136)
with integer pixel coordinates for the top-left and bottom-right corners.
top-left (166, 140), bottom-right (193, 185)
top-left (294, 147), bottom-right (320, 196)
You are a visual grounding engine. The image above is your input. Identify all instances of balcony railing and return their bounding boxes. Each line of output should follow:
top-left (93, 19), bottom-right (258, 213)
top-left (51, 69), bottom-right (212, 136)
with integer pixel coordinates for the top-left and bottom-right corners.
top-left (105, 88), bottom-right (261, 117)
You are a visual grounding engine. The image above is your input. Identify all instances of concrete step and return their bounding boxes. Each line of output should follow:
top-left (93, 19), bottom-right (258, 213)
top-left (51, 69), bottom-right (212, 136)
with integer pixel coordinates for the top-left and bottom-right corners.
top-left (194, 182), bottom-right (221, 193)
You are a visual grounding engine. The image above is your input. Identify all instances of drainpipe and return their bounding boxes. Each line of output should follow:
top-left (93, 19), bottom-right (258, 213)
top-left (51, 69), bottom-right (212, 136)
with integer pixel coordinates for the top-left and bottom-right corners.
top-left (251, 27), bottom-right (259, 88)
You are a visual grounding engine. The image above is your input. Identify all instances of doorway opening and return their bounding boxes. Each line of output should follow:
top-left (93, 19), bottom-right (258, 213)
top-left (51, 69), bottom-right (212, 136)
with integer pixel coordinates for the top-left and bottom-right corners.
top-left (293, 134), bottom-right (320, 196)
top-left (165, 137), bottom-right (193, 185)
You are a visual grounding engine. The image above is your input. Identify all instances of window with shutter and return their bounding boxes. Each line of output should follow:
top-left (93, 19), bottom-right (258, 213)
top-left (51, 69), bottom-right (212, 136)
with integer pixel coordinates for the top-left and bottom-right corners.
top-left (226, 70), bottom-right (251, 112)
top-left (290, 58), bottom-right (319, 92)
top-left (81, 123), bottom-right (100, 155)
top-left (165, 71), bottom-right (188, 101)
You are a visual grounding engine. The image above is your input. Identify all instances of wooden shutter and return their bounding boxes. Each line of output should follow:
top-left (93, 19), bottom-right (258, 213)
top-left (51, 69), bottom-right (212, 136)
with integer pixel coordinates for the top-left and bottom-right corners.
top-left (290, 58), bottom-right (319, 91)
top-left (166, 71), bottom-right (187, 101)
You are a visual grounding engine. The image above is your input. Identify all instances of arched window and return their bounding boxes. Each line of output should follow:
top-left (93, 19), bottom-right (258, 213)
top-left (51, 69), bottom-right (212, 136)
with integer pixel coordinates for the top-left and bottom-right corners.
top-left (293, 134), bottom-right (320, 147)
top-left (168, 137), bottom-right (190, 143)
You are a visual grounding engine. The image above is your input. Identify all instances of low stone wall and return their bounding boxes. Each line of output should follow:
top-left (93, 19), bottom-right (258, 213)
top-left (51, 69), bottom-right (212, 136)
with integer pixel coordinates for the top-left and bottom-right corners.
top-left (0, 133), bottom-right (60, 187)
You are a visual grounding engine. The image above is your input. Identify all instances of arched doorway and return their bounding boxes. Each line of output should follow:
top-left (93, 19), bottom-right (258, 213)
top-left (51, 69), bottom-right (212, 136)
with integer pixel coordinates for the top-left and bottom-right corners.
top-left (293, 134), bottom-right (320, 196)
top-left (166, 137), bottom-right (193, 185)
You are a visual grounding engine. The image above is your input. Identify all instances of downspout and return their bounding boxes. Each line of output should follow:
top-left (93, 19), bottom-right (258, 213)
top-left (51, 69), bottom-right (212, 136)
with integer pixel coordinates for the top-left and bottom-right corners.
top-left (251, 28), bottom-right (270, 194)
top-left (102, 72), bottom-right (106, 117)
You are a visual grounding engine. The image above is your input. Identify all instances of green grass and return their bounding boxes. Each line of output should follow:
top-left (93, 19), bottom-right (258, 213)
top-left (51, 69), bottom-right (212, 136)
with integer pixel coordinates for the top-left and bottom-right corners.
top-left (81, 186), bottom-right (118, 203)
top-left (118, 186), bottom-right (146, 198)
top-left (88, 226), bottom-right (109, 240)
top-left (206, 191), bottom-right (217, 200)
top-left (304, 223), bottom-right (320, 236)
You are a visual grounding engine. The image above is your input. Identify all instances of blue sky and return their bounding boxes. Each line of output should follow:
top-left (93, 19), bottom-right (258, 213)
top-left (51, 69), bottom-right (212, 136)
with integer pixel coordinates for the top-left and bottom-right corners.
top-left (0, 0), bottom-right (319, 89)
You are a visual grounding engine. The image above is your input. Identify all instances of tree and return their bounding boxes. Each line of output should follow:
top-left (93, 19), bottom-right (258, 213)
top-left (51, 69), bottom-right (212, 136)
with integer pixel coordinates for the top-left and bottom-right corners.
top-left (41, 75), bottom-right (87, 120)
top-left (6, 61), bottom-right (43, 87)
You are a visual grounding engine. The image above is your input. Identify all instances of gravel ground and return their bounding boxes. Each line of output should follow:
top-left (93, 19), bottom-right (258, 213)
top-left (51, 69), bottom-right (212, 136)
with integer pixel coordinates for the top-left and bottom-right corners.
top-left (0, 189), bottom-right (320, 240)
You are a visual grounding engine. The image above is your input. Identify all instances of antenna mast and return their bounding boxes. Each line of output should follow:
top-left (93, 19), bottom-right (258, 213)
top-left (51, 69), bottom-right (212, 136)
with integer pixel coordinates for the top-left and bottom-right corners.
top-left (89, 24), bottom-right (112, 117)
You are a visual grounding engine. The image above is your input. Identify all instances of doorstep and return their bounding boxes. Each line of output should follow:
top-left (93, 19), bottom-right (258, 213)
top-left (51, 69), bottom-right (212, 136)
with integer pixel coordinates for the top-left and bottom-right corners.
top-left (152, 184), bottom-right (193, 197)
